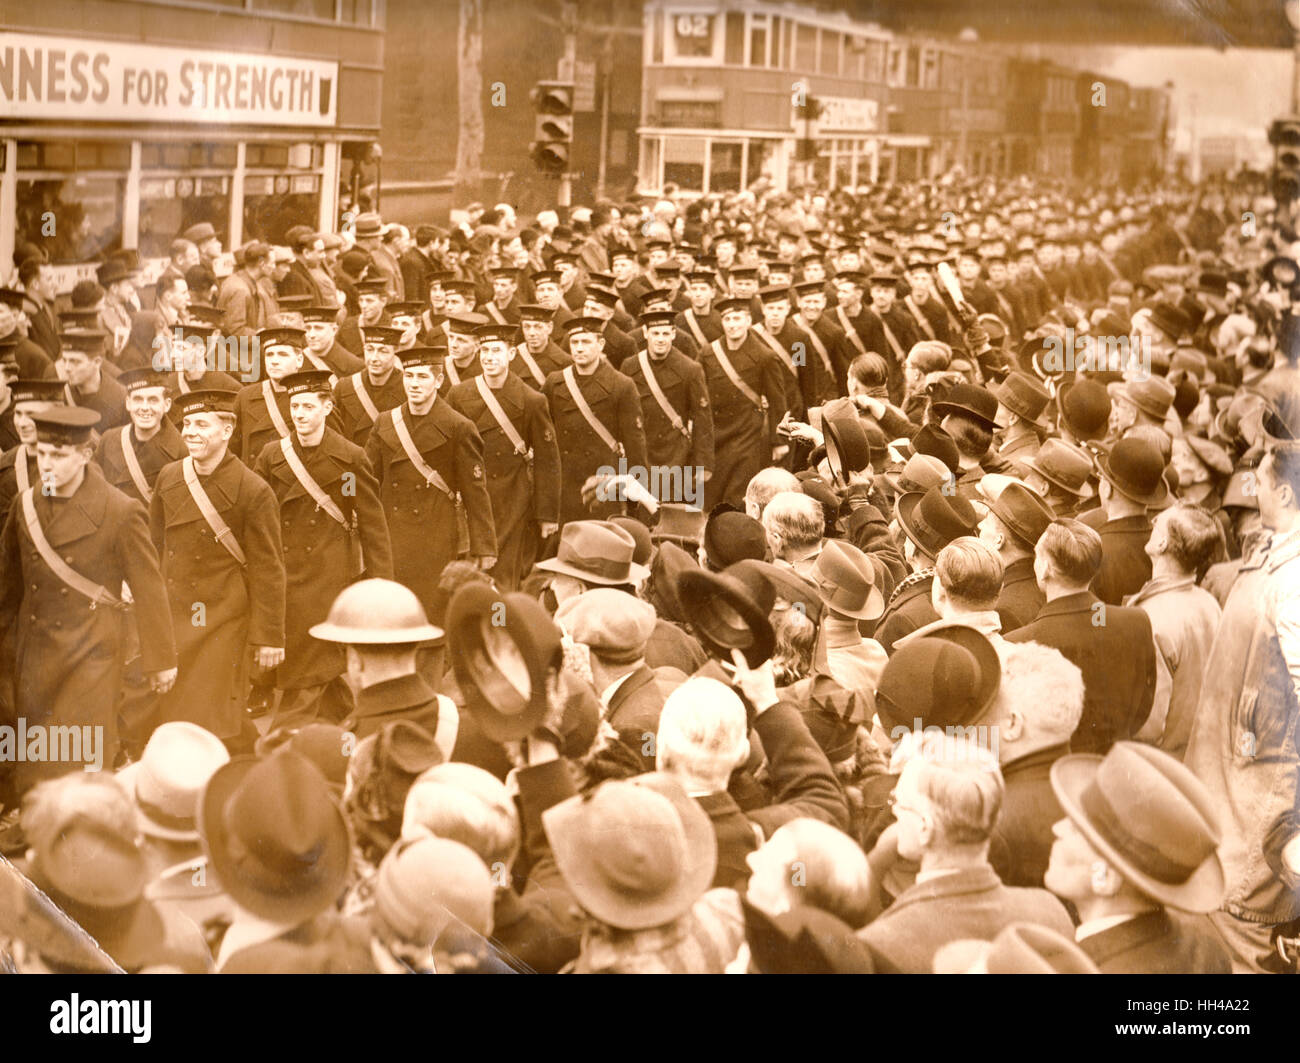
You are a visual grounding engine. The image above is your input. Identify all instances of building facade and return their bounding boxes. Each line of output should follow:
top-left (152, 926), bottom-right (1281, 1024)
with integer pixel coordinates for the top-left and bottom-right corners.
top-left (637, 0), bottom-right (898, 195)
top-left (0, 0), bottom-right (383, 289)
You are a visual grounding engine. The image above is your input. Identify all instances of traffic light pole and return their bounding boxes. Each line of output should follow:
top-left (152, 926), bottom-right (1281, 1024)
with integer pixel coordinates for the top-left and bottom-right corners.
top-left (560, 0), bottom-right (577, 207)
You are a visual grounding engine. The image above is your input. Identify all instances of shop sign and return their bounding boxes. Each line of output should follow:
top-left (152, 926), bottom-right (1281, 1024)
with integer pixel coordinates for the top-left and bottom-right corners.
top-left (0, 32), bottom-right (338, 126)
top-left (809, 95), bottom-right (879, 134)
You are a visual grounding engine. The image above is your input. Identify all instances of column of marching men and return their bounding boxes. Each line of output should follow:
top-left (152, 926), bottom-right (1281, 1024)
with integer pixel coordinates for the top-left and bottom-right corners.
top-left (0, 181), bottom-right (1297, 974)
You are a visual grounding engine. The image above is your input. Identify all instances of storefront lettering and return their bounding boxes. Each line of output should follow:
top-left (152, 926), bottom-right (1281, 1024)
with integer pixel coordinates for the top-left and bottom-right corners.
top-left (0, 46), bottom-right (111, 105)
top-left (0, 32), bottom-right (337, 126)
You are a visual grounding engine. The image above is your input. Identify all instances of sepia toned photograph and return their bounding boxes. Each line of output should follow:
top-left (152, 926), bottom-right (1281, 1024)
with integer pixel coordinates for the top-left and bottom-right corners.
top-left (0, 0), bottom-right (1296, 1016)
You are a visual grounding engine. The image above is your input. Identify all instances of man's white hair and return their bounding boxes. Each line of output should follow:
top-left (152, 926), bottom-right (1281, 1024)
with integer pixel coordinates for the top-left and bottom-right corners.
top-left (992, 639), bottom-right (1084, 750)
top-left (761, 490), bottom-right (825, 549)
top-left (656, 677), bottom-right (748, 790)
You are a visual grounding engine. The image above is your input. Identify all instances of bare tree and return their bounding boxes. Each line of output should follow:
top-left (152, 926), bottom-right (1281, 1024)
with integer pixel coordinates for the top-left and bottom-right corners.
top-left (455, 0), bottom-right (485, 202)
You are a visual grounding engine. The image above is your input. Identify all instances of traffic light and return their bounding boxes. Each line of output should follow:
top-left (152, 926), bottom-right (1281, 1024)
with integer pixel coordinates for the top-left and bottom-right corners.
top-left (530, 81), bottom-right (574, 174)
top-left (795, 96), bottom-right (823, 162)
top-left (1269, 117), bottom-right (1300, 203)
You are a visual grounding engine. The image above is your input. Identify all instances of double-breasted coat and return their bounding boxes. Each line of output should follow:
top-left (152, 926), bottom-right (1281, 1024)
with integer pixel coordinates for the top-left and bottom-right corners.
top-left (0, 465), bottom-right (175, 791)
top-left (510, 342), bottom-right (572, 392)
top-left (252, 428), bottom-right (393, 689)
top-left (331, 368), bottom-right (407, 447)
top-left (619, 346), bottom-right (715, 479)
top-left (230, 380), bottom-right (345, 467)
top-left (92, 420), bottom-right (188, 505)
top-left (447, 374), bottom-right (561, 590)
top-left (699, 333), bottom-right (787, 510)
top-left (149, 452), bottom-right (285, 739)
top-left (365, 399), bottom-right (497, 616)
top-left (543, 360), bottom-right (648, 524)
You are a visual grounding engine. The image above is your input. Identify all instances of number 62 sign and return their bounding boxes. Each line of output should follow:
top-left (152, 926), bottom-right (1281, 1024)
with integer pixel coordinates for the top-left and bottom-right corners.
top-left (672, 12), bottom-right (715, 55)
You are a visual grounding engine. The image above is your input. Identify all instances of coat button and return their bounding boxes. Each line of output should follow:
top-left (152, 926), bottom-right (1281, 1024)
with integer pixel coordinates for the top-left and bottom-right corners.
top-left (59, 588), bottom-right (67, 596)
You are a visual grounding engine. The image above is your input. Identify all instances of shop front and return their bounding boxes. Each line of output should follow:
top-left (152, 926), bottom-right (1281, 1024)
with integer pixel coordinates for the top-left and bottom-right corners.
top-left (1, 30), bottom-right (351, 290)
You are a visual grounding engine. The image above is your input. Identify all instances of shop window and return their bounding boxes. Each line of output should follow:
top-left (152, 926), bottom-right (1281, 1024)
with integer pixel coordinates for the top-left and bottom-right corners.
top-left (750, 15), bottom-right (769, 67)
top-left (138, 176), bottom-right (232, 260)
top-left (795, 23), bottom-right (816, 72)
top-left (662, 137), bottom-right (705, 192)
top-left (725, 12), bottom-right (745, 65)
top-left (246, 143), bottom-right (291, 168)
top-left (16, 176), bottom-right (124, 263)
top-left (745, 139), bottom-right (778, 186)
top-left (819, 31), bottom-right (840, 76)
top-left (244, 176), bottom-right (322, 246)
top-left (710, 141), bottom-right (742, 192)
top-left (640, 137), bottom-right (662, 189)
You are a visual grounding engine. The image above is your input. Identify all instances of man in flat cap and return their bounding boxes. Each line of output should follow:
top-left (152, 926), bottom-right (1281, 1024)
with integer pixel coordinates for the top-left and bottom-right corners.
top-left (57, 330), bottom-right (127, 430)
top-left (544, 317), bottom-right (648, 524)
top-left (149, 388), bottom-right (285, 750)
top-left (333, 324), bottom-right (407, 446)
top-left (253, 370), bottom-right (393, 724)
top-left (366, 346), bottom-right (497, 617)
top-left (448, 323), bottom-right (560, 590)
top-left (92, 367), bottom-right (186, 506)
top-left (0, 407), bottom-right (176, 796)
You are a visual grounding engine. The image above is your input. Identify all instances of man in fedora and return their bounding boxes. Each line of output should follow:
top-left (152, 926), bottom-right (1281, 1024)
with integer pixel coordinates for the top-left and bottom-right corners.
top-left (544, 316), bottom-right (647, 524)
top-left (542, 771), bottom-right (745, 973)
top-left (204, 751), bottom-right (377, 972)
top-left (1108, 376), bottom-right (1176, 440)
top-left (366, 346), bottom-right (497, 616)
top-left (1185, 440), bottom-right (1300, 972)
top-left (855, 731), bottom-right (1074, 974)
top-left (1087, 435), bottom-right (1168, 605)
top-left (875, 484), bottom-right (979, 653)
top-left (1055, 377), bottom-right (1111, 449)
top-left (811, 538), bottom-right (887, 694)
top-left (1007, 519), bottom-right (1156, 754)
top-left (1126, 503), bottom-right (1223, 759)
top-left (1020, 437), bottom-right (1097, 518)
top-left (534, 520), bottom-right (650, 605)
top-left (1045, 742), bottom-right (1231, 973)
top-left (990, 371), bottom-right (1051, 468)
top-left (976, 478), bottom-right (1054, 632)
top-left (928, 382), bottom-right (1013, 501)
top-left (352, 212), bottom-right (404, 302)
